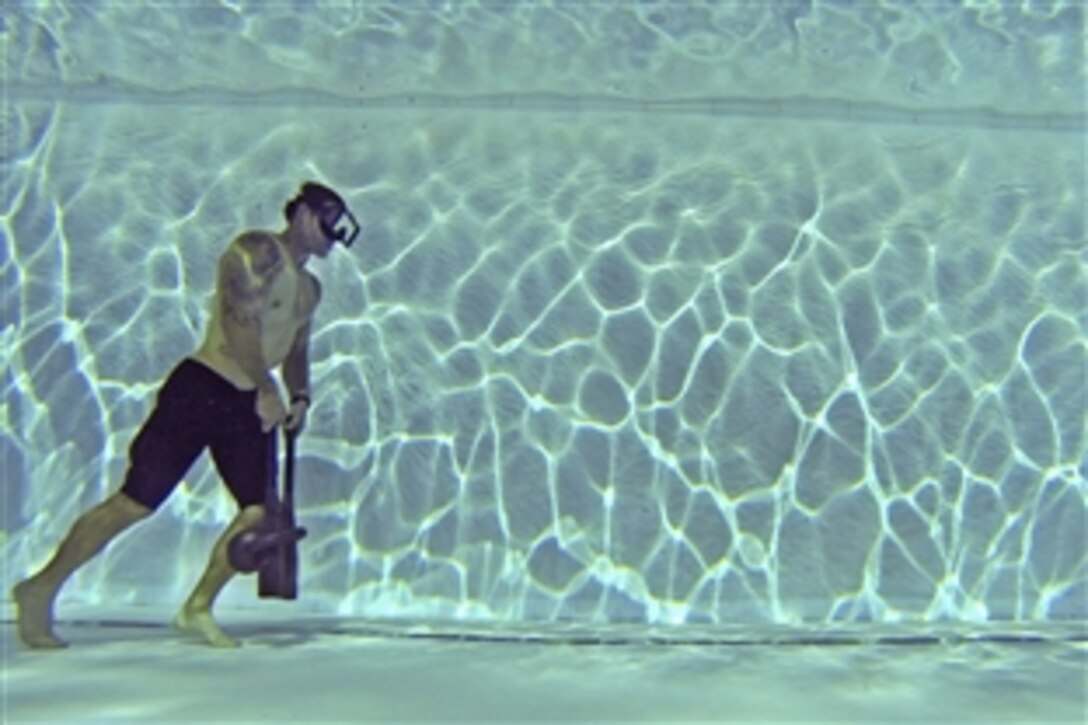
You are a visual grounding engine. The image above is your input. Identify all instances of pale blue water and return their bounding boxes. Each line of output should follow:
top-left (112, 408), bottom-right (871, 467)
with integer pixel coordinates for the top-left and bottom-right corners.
top-left (2, 1), bottom-right (1086, 721)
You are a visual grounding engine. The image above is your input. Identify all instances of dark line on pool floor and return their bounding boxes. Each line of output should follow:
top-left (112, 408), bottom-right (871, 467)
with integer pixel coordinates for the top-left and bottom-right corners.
top-left (4, 618), bottom-right (1085, 648)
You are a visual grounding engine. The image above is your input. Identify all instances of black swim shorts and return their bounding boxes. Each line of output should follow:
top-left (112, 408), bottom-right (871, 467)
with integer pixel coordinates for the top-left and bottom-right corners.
top-left (121, 359), bottom-right (274, 510)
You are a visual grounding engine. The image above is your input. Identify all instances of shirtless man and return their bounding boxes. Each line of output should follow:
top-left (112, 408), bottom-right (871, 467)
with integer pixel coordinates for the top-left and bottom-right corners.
top-left (13, 181), bottom-right (359, 649)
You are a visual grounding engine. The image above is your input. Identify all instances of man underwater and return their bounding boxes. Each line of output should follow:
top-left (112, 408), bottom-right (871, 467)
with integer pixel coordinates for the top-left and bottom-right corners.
top-left (14, 181), bottom-right (359, 649)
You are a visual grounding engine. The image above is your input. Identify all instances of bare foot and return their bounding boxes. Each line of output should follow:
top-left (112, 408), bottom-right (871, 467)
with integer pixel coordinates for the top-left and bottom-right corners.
top-left (174, 607), bottom-right (240, 648)
top-left (13, 579), bottom-right (68, 649)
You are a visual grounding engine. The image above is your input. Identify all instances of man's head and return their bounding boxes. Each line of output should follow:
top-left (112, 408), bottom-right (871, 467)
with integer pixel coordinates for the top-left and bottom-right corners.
top-left (283, 181), bottom-right (360, 251)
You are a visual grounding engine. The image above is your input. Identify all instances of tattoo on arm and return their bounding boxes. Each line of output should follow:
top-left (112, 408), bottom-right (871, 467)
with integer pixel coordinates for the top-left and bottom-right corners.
top-left (218, 234), bottom-right (283, 326)
top-left (243, 232), bottom-right (284, 277)
top-left (219, 253), bottom-right (261, 326)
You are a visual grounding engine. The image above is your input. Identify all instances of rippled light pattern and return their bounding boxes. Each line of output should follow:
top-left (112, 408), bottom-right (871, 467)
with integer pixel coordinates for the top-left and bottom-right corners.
top-left (3, 2), bottom-right (1085, 625)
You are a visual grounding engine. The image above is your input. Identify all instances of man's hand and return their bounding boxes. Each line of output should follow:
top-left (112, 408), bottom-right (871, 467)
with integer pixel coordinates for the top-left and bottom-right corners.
top-left (285, 396), bottom-right (309, 433)
top-left (256, 386), bottom-right (288, 432)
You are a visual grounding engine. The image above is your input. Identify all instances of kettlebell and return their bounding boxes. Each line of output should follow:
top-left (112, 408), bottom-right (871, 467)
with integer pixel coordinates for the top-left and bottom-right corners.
top-left (228, 523), bottom-right (307, 573)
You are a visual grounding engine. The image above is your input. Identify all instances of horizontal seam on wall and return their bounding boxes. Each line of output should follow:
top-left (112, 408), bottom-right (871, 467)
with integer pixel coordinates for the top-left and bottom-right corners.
top-left (7, 83), bottom-right (1085, 133)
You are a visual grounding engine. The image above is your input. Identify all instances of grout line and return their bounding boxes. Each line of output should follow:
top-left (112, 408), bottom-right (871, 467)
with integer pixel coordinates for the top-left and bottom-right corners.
top-left (4, 618), bottom-right (1085, 648)
top-left (7, 84), bottom-right (1085, 133)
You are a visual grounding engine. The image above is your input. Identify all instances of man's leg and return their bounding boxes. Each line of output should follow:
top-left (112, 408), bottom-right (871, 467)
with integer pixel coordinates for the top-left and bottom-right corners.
top-left (13, 492), bottom-right (151, 649)
top-left (174, 504), bottom-right (264, 648)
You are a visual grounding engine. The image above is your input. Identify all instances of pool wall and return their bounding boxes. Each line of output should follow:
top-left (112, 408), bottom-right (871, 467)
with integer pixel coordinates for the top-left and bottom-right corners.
top-left (3, 2), bottom-right (1085, 626)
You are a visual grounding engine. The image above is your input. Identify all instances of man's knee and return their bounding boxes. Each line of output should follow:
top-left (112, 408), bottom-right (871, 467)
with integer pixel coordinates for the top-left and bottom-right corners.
top-left (107, 492), bottom-right (153, 525)
top-left (236, 504), bottom-right (265, 530)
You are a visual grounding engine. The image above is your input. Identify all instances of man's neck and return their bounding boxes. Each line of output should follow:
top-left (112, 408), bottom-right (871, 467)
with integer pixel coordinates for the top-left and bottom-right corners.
top-left (279, 230), bottom-right (309, 269)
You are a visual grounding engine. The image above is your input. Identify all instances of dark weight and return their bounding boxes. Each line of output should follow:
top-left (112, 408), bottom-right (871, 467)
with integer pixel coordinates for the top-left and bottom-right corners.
top-left (226, 429), bottom-right (307, 598)
top-left (227, 524), bottom-right (307, 574)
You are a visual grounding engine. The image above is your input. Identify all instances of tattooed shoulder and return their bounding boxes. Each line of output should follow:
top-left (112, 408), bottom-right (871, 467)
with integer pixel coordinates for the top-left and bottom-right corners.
top-left (217, 232), bottom-right (282, 323)
top-left (235, 232), bottom-right (284, 279)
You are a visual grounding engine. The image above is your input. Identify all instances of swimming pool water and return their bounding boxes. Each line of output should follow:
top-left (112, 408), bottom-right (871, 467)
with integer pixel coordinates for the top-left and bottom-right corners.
top-left (3, 0), bottom-right (1085, 639)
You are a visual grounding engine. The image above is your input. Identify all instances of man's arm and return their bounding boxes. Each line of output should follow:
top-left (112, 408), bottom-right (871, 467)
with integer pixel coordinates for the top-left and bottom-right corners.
top-left (218, 233), bottom-right (281, 392)
top-left (281, 319), bottom-right (311, 401)
top-left (281, 275), bottom-right (320, 431)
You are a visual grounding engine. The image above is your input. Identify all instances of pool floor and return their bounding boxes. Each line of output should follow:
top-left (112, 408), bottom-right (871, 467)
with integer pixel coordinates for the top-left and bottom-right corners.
top-left (3, 606), bottom-right (1085, 723)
